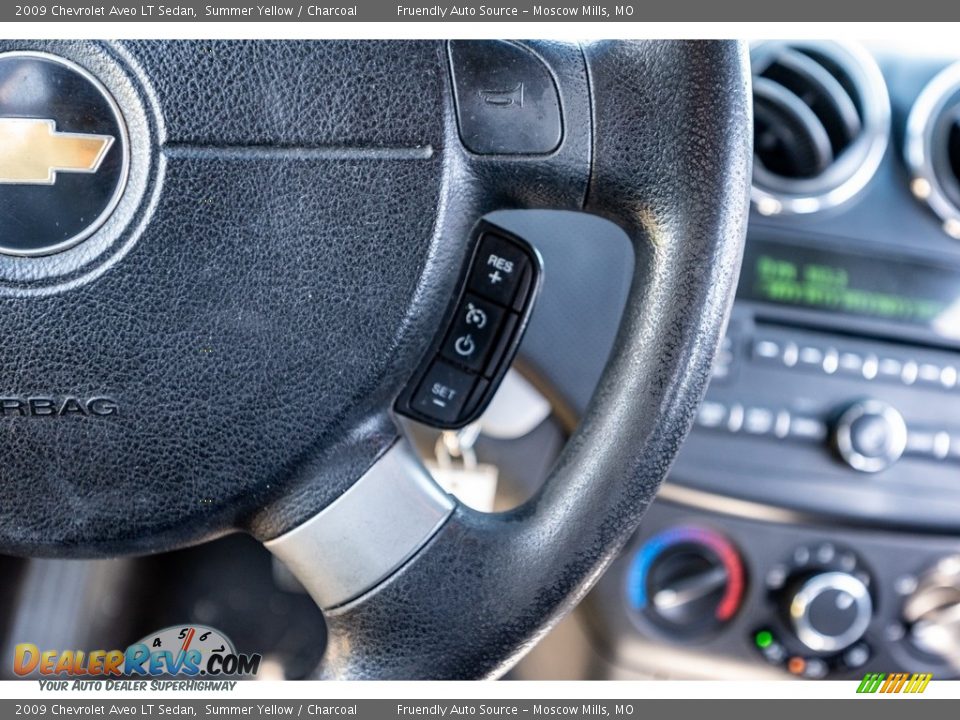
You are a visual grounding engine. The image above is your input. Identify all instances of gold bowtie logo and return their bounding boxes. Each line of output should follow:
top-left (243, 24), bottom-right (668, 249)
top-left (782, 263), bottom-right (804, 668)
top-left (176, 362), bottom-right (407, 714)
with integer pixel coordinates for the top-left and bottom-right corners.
top-left (0, 118), bottom-right (114, 185)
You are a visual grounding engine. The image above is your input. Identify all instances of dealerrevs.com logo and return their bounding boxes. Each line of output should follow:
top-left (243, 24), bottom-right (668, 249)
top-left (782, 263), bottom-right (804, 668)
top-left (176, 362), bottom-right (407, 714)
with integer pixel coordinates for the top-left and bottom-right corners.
top-left (14, 625), bottom-right (261, 687)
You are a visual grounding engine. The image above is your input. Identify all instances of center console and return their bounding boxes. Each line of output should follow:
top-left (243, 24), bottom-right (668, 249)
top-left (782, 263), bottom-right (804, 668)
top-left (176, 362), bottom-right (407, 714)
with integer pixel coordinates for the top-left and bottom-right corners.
top-left (585, 225), bottom-right (960, 679)
top-left (578, 41), bottom-right (960, 680)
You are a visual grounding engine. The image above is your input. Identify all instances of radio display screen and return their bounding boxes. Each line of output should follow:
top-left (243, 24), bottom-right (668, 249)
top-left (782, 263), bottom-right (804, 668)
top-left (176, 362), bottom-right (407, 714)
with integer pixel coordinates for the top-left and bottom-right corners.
top-left (739, 239), bottom-right (960, 339)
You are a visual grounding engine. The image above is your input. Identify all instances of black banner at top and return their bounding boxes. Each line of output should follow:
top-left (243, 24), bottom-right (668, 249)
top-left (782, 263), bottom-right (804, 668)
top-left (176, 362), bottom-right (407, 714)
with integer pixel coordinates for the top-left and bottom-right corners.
top-left (1, 0), bottom-right (956, 21)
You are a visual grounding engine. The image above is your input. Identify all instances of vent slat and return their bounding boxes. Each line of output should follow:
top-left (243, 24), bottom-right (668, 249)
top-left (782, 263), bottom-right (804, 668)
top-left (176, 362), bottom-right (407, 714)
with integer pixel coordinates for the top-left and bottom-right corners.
top-left (764, 48), bottom-right (862, 157)
top-left (751, 41), bottom-right (889, 216)
top-left (754, 77), bottom-right (834, 178)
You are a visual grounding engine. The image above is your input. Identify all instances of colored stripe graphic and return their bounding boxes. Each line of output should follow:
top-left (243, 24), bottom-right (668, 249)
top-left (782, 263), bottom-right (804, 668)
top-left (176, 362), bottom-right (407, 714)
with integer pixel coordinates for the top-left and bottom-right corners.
top-left (857, 672), bottom-right (931, 694)
top-left (857, 673), bottom-right (885, 693)
top-left (906, 673), bottom-right (933, 693)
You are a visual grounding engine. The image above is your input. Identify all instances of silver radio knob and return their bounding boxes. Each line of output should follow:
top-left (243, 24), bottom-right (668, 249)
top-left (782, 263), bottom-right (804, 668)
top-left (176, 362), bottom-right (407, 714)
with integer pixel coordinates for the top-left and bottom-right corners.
top-left (833, 399), bottom-right (907, 473)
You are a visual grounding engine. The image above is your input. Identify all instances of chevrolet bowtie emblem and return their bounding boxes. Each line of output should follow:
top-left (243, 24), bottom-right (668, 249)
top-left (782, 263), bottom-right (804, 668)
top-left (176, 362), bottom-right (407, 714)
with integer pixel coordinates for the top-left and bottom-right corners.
top-left (0, 118), bottom-right (114, 186)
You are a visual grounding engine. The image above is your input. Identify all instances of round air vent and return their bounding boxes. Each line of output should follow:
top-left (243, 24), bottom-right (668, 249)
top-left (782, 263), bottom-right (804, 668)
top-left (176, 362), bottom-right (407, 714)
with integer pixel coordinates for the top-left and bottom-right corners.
top-left (751, 41), bottom-right (890, 216)
top-left (905, 62), bottom-right (960, 239)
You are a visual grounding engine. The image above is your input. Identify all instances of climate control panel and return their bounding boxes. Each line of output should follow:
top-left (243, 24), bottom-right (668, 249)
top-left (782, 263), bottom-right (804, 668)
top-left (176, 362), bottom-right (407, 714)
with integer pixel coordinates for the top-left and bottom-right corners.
top-left (587, 500), bottom-right (960, 680)
top-left (752, 543), bottom-right (875, 677)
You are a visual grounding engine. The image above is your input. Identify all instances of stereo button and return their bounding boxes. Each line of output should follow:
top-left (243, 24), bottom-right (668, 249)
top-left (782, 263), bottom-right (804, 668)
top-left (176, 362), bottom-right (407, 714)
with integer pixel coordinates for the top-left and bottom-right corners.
top-left (789, 415), bottom-right (827, 441)
top-left (837, 351), bottom-right (864, 376)
top-left (744, 407), bottom-right (774, 435)
top-left (877, 357), bottom-right (904, 381)
top-left (797, 345), bottom-right (824, 369)
top-left (753, 338), bottom-right (783, 362)
top-left (697, 401), bottom-right (728, 428)
top-left (906, 430), bottom-right (952, 461)
top-left (917, 362), bottom-right (944, 387)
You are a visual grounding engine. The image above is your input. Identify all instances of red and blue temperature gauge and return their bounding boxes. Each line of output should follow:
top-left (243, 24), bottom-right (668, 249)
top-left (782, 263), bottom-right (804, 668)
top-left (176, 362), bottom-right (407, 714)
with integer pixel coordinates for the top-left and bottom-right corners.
top-left (627, 526), bottom-right (745, 630)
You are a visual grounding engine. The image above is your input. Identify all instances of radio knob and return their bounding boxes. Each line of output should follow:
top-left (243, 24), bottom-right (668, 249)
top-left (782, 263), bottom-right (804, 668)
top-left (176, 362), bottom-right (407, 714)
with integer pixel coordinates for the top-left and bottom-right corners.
top-left (904, 556), bottom-right (960, 667)
top-left (786, 571), bottom-right (873, 653)
top-left (833, 399), bottom-right (907, 473)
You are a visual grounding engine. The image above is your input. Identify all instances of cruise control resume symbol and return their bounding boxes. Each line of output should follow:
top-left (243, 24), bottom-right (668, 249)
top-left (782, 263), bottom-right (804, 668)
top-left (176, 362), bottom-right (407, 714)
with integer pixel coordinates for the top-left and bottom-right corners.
top-left (465, 303), bottom-right (487, 328)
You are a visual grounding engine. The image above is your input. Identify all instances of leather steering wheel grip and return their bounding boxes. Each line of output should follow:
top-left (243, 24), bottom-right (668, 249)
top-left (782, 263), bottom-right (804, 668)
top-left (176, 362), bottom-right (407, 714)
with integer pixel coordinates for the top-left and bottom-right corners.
top-left (316, 40), bottom-right (752, 680)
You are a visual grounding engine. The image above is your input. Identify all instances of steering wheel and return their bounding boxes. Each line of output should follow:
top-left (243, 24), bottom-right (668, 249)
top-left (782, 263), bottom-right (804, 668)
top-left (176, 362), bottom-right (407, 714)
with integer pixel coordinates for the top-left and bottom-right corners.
top-left (0, 39), bottom-right (750, 679)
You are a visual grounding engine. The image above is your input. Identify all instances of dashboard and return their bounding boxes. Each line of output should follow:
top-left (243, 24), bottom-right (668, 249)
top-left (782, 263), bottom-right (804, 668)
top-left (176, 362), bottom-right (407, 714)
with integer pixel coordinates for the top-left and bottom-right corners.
top-left (0, 38), bottom-right (957, 682)
top-left (508, 40), bottom-right (960, 681)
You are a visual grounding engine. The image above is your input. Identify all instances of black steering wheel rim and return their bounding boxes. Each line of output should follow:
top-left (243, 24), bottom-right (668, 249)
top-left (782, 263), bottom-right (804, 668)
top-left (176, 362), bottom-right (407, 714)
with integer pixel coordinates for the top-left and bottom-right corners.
top-left (274, 39), bottom-right (752, 679)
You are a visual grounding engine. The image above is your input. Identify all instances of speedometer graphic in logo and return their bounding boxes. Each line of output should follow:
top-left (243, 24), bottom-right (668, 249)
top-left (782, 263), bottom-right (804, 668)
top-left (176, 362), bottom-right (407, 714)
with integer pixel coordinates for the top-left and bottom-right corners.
top-left (139, 625), bottom-right (235, 659)
top-left (127, 624), bottom-right (261, 677)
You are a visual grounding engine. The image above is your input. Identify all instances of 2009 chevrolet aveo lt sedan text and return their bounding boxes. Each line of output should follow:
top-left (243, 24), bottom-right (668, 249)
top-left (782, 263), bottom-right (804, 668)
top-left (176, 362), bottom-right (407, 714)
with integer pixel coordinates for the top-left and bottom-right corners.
top-left (0, 39), bottom-right (958, 683)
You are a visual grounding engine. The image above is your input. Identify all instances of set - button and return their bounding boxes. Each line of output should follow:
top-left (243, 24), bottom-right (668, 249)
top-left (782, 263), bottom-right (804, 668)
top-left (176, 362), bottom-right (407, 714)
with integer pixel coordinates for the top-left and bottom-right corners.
top-left (412, 360), bottom-right (486, 425)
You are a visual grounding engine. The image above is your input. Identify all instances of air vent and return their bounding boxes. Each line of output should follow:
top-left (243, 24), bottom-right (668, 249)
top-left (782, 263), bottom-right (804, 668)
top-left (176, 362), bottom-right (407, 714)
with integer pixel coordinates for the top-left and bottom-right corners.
top-left (905, 62), bottom-right (960, 239)
top-left (751, 41), bottom-right (890, 216)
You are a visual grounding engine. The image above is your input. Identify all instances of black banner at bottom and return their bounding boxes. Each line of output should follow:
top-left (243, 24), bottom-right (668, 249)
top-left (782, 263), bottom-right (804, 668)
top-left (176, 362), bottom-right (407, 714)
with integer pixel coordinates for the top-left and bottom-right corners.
top-left (0, 699), bottom-right (955, 720)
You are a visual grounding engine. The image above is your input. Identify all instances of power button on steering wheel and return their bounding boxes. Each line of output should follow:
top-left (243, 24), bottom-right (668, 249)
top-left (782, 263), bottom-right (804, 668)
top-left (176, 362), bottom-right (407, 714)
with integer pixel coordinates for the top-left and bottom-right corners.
top-left (440, 294), bottom-right (505, 372)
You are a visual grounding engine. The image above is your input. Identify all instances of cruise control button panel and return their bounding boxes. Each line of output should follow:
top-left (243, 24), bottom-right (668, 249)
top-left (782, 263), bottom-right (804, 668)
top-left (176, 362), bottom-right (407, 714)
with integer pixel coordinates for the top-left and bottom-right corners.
top-left (397, 224), bottom-right (541, 429)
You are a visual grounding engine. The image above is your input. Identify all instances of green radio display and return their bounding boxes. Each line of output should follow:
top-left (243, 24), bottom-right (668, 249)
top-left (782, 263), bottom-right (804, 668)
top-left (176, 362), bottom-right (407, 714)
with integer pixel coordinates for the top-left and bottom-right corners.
top-left (739, 239), bottom-right (960, 337)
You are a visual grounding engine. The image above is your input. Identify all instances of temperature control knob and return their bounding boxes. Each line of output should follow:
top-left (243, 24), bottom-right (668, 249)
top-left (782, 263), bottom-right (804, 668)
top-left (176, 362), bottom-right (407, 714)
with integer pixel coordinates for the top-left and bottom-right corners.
top-left (903, 555), bottom-right (960, 668)
top-left (627, 527), bottom-right (745, 638)
top-left (786, 571), bottom-right (873, 653)
top-left (833, 399), bottom-right (907, 473)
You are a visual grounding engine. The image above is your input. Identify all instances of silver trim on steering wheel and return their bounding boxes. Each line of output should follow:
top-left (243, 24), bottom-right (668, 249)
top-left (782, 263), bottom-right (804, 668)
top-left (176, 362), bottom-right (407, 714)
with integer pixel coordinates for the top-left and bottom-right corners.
top-left (265, 439), bottom-right (455, 609)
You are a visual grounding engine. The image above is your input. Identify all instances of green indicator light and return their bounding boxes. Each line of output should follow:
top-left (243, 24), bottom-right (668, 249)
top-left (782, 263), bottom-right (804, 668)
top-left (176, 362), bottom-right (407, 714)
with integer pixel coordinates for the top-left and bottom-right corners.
top-left (755, 630), bottom-right (774, 649)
